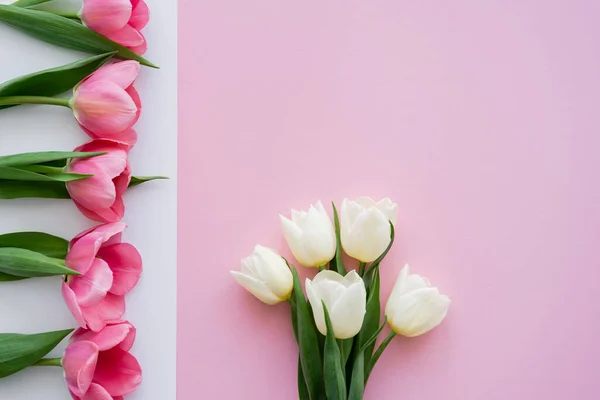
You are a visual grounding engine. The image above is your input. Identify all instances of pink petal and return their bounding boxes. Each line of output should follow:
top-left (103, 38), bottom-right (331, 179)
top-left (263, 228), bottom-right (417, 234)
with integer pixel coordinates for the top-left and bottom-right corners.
top-left (81, 293), bottom-right (126, 332)
top-left (105, 24), bottom-right (144, 47)
top-left (62, 283), bottom-right (88, 329)
top-left (113, 165), bottom-right (131, 199)
top-left (97, 244), bottom-right (142, 295)
top-left (128, 37), bottom-right (147, 55)
top-left (71, 322), bottom-right (135, 352)
top-left (75, 139), bottom-right (131, 155)
top-left (125, 86), bottom-right (141, 125)
top-left (94, 348), bottom-right (142, 396)
top-left (73, 81), bottom-right (138, 135)
top-left (81, 0), bottom-right (132, 34)
top-left (94, 222), bottom-right (126, 246)
top-left (83, 126), bottom-right (138, 147)
top-left (82, 383), bottom-right (113, 400)
top-left (67, 222), bottom-right (125, 274)
top-left (85, 198), bottom-right (126, 223)
top-left (63, 341), bottom-right (99, 397)
top-left (84, 61), bottom-right (140, 89)
top-left (66, 168), bottom-right (116, 211)
top-left (73, 201), bottom-right (120, 224)
top-left (68, 258), bottom-right (113, 307)
top-left (129, 0), bottom-right (149, 30)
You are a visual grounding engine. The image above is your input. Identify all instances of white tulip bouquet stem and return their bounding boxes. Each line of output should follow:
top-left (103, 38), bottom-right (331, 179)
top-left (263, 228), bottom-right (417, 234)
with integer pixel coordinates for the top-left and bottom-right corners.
top-left (232, 198), bottom-right (450, 400)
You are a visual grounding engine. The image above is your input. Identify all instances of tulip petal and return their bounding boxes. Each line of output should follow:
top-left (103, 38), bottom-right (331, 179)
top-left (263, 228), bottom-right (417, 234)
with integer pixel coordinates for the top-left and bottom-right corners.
top-left (73, 81), bottom-right (138, 135)
top-left (81, 0), bottom-right (132, 33)
top-left (388, 288), bottom-right (451, 337)
top-left (72, 322), bottom-right (135, 352)
top-left (69, 258), bottom-right (114, 307)
top-left (98, 243), bottom-right (142, 295)
top-left (386, 265), bottom-right (409, 315)
top-left (129, 0), bottom-right (150, 30)
top-left (230, 271), bottom-right (281, 305)
top-left (82, 383), bottom-right (113, 400)
top-left (67, 168), bottom-right (116, 210)
top-left (85, 61), bottom-right (140, 89)
top-left (81, 293), bottom-right (126, 332)
top-left (375, 197), bottom-right (398, 225)
top-left (252, 245), bottom-right (293, 299)
top-left (342, 208), bottom-right (390, 262)
top-left (330, 280), bottom-right (366, 339)
top-left (94, 348), bottom-right (142, 396)
top-left (73, 201), bottom-right (121, 224)
top-left (125, 86), bottom-right (142, 125)
top-left (63, 341), bottom-right (99, 397)
top-left (128, 35), bottom-right (148, 55)
top-left (105, 24), bottom-right (145, 47)
top-left (63, 283), bottom-right (88, 329)
top-left (305, 278), bottom-right (326, 335)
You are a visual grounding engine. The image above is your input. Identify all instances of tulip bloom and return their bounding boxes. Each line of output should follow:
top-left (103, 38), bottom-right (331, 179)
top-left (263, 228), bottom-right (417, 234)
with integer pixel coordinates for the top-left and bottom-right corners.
top-left (62, 223), bottom-right (142, 332)
top-left (385, 265), bottom-right (450, 337)
top-left (231, 245), bottom-right (293, 305)
top-left (71, 61), bottom-right (141, 145)
top-left (66, 140), bottom-right (131, 223)
top-left (63, 321), bottom-right (142, 399)
top-left (306, 270), bottom-right (366, 339)
top-left (341, 197), bottom-right (398, 262)
top-left (81, 0), bottom-right (150, 54)
top-left (280, 201), bottom-right (336, 268)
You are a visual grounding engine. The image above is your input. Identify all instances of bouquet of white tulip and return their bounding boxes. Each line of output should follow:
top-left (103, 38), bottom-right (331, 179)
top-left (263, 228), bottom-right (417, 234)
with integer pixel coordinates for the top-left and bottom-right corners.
top-left (232, 197), bottom-right (450, 400)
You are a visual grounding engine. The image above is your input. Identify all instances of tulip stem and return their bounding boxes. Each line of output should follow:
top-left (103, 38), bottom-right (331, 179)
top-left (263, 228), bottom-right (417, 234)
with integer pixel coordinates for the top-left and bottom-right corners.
top-left (365, 330), bottom-right (396, 382)
top-left (358, 262), bottom-right (366, 276)
top-left (0, 96), bottom-right (71, 108)
top-left (32, 357), bottom-right (62, 367)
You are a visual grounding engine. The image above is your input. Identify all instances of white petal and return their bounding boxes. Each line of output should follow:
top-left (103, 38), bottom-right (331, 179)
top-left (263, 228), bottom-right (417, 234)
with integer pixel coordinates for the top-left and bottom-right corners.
top-left (388, 288), bottom-right (450, 337)
top-left (281, 215), bottom-right (313, 266)
top-left (330, 280), bottom-right (366, 339)
top-left (376, 197), bottom-right (398, 225)
top-left (312, 270), bottom-right (347, 285)
top-left (342, 208), bottom-right (390, 262)
top-left (230, 271), bottom-right (281, 305)
top-left (344, 270), bottom-right (363, 285)
top-left (340, 198), bottom-right (362, 236)
top-left (354, 196), bottom-right (378, 209)
top-left (385, 265), bottom-right (410, 318)
top-left (305, 278), bottom-right (326, 335)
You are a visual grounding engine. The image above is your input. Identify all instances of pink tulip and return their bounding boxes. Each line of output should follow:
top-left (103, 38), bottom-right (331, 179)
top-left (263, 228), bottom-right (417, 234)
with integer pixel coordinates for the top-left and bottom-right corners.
top-left (80, 0), bottom-right (150, 54)
top-left (71, 61), bottom-right (141, 145)
top-left (66, 140), bottom-right (131, 223)
top-left (63, 321), bottom-right (142, 399)
top-left (62, 223), bottom-right (142, 332)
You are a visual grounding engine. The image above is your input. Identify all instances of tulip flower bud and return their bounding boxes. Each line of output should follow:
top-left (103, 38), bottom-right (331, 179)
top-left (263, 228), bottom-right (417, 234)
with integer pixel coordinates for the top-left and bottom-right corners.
top-left (305, 270), bottom-right (366, 339)
top-left (340, 197), bottom-right (398, 262)
top-left (385, 265), bottom-right (450, 337)
top-left (230, 245), bottom-right (293, 305)
top-left (280, 201), bottom-right (336, 268)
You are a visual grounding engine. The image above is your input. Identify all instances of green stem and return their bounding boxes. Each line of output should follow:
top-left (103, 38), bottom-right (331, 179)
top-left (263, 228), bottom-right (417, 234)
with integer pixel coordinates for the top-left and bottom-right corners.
top-left (358, 262), bottom-right (366, 276)
top-left (43, 10), bottom-right (81, 19)
top-left (32, 357), bottom-right (62, 367)
top-left (318, 265), bottom-right (326, 272)
top-left (365, 330), bottom-right (396, 382)
top-left (0, 96), bottom-right (71, 108)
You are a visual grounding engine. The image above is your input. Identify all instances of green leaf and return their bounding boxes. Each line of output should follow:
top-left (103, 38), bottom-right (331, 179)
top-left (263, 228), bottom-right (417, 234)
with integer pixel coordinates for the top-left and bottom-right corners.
top-left (323, 303), bottom-right (347, 400)
top-left (348, 351), bottom-right (364, 400)
top-left (0, 271), bottom-right (27, 282)
top-left (0, 232), bottom-right (68, 259)
top-left (359, 267), bottom-right (381, 376)
top-left (0, 151), bottom-right (104, 167)
top-left (0, 166), bottom-right (90, 182)
top-left (0, 329), bottom-right (72, 378)
top-left (291, 266), bottom-right (323, 400)
top-left (0, 180), bottom-right (69, 199)
top-left (0, 52), bottom-right (113, 110)
top-left (10, 0), bottom-right (52, 7)
top-left (290, 299), bottom-right (311, 400)
top-left (331, 202), bottom-right (346, 275)
top-left (128, 175), bottom-right (169, 188)
top-left (0, 5), bottom-right (157, 68)
top-left (0, 247), bottom-right (78, 278)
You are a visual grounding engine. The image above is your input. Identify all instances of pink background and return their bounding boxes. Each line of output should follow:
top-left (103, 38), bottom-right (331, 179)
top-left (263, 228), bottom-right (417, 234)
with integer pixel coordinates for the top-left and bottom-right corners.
top-left (179, 1), bottom-right (600, 399)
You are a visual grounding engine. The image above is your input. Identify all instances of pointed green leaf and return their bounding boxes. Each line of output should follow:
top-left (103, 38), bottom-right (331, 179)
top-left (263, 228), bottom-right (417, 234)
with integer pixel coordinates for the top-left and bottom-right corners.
top-left (0, 248), bottom-right (78, 278)
top-left (331, 202), bottom-right (345, 275)
top-left (0, 271), bottom-right (27, 282)
top-left (0, 180), bottom-right (69, 199)
top-left (0, 5), bottom-right (157, 67)
top-left (291, 266), bottom-right (323, 400)
top-left (0, 53), bottom-right (114, 110)
top-left (0, 329), bottom-right (72, 378)
top-left (0, 151), bottom-right (104, 167)
top-left (348, 351), bottom-right (364, 400)
top-left (323, 302), bottom-right (347, 400)
top-left (0, 232), bottom-right (68, 259)
top-left (0, 166), bottom-right (90, 182)
top-left (128, 175), bottom-right (169, 188)
top-left (359, 267), bottom-right (381, 376)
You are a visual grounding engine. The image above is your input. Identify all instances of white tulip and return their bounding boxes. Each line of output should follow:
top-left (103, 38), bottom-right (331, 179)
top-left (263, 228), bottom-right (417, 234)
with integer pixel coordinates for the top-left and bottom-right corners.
top-left (385, 265), bottom-right (450, 337)
top-left (230, 245), bottom-right (293, 305)
top-left (305, 270), bottom-right (366, 339)
top-left (280, 201), bottom-right (336, 268)
top-left (341, 197), bottom-right (398, 262)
